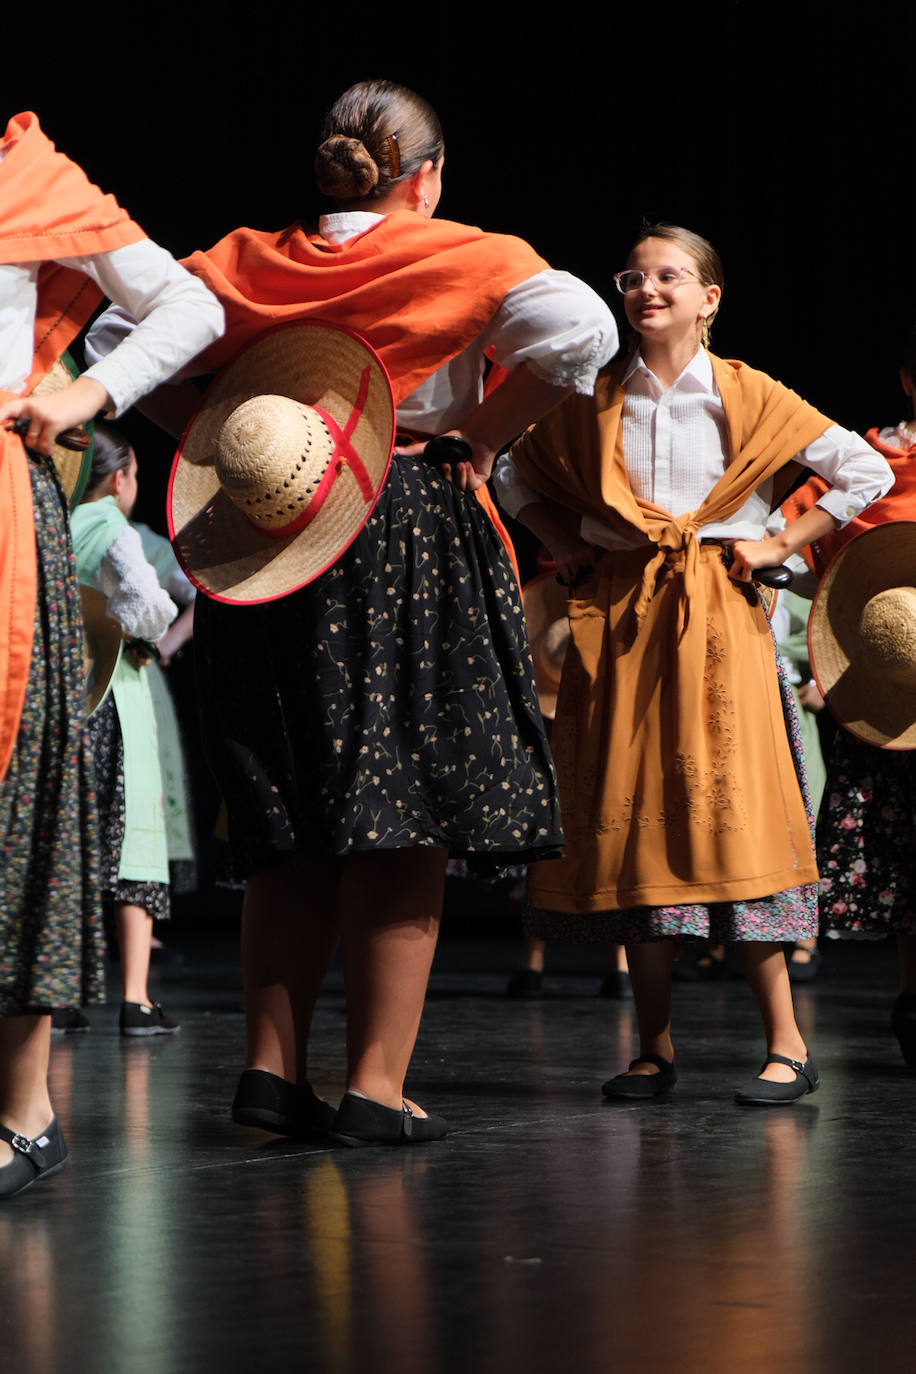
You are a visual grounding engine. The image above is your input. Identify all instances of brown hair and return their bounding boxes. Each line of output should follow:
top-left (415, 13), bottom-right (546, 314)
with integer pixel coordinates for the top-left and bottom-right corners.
top-left (630, 223), bottom-right (724, 333)
top-left (315, 80), bottom-right (444, 204)
top-left (83, 421), bottom-right (133, 500)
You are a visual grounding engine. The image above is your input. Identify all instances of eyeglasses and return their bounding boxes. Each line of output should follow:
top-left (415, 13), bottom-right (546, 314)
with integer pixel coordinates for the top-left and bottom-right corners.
top-left (614, 266), bottom-right (700, 294)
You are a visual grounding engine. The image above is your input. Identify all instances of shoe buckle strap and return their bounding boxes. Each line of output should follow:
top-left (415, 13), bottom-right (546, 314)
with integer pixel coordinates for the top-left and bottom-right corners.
top-left (8, 1132), bottom-right (49, 1169)
top-left (402, 1104), bottom-right (413, 1138)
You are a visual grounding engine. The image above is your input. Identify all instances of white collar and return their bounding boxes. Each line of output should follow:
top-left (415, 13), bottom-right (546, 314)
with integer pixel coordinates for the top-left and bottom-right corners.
top-left (318, 211), bottom-right (386, 244)
top-left (622, 346), bottom-right (713, 392)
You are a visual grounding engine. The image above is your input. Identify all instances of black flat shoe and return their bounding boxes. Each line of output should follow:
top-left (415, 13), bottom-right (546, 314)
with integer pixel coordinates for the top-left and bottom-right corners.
top-left (787, 946), bottom-right (821, 984)
top-left (734, 1052), bottom-right (820, 1105)
top-left (505, 969), bottom-right (544, 1000)
top-left (602, 1054), bottom-right (677, 1100)
top-left (891, 993), bottom-right (916, 1070)
top-left (597, 971), bottom-right (633, 1000)
top-left (0, 1117), bottom-right (69, 1199)
top-left (231, 1069), bottom-right (335, 1138)
top-left (329, 1094), bottom-right (448, 1148)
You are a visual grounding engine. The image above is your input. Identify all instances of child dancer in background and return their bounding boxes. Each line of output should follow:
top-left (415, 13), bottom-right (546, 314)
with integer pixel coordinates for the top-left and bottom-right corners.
top-left (71, 424), bottom-right (181, 1036)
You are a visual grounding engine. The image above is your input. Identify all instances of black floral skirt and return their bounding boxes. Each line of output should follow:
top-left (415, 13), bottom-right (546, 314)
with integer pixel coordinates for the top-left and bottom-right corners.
top-left (817, 729), bottom-right (916, 937)
top-left (195, 454), bottom-right (563, 877)
top-left (0, 456), bottom-right (104, 1015)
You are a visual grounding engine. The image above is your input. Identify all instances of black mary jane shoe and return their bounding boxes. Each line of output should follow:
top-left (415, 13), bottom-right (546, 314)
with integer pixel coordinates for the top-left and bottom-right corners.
top-left (734, 1052), bottom-right (820, 1105)
top-left (787, 945), bottom-right (822, 984)
top-left (891, 993), bottom-right (916, 1070)
top-left (0, 1117), bottom-right (70, 1199)
top-left (328, 1094), bottom-right (448, 1148)
top-left (601, 1054), bottom-right (677, 1100)
top-left (231, 1069), bottom-right (335, 1138)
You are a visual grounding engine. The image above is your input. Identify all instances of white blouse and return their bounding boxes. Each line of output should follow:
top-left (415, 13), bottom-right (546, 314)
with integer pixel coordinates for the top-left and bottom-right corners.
top-left (0, 240), bottom-right (224, 412)
top-left (495, 348), bottom-right (894, 545)
top-left (88, 522), bottom-right (178, 642)
top-left (87, 211), bottom-right (618, 432)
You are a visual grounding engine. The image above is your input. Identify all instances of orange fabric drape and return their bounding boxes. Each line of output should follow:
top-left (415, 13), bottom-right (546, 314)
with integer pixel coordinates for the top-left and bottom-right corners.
top-left (509, 353), bottom-right (833, 912)
top-left (183, 213), bottom-right (548, 405)
top-left (0, 111), bottom-right (146, 781)
top-left (183, 212), bottom-right (548, 577)
top-left (784, 427), bottom-right (916, 576)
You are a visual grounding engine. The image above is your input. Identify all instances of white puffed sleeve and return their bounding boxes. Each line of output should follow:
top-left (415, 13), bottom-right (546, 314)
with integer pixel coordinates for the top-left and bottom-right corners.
top-left (491, 454), bottom-right (545, 520)
top-left (482, 270), bottom-right (617, 395)
top-left (74, 239), bottom-right (224, 414)
top-left (95, 525), bottom-right (178, 642)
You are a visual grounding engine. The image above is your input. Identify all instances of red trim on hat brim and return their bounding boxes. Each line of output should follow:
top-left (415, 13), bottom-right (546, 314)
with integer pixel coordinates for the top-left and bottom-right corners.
top-left (166, 319), bottom-right (394, 606)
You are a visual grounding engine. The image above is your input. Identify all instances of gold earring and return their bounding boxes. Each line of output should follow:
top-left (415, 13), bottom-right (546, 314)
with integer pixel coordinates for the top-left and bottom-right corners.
top-left (701, 317), bottom-right (711, 349)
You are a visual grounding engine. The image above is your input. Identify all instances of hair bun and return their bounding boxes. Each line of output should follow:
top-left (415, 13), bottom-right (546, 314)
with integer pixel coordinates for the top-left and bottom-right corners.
top-left (314, 135), bottom-right (379, 199)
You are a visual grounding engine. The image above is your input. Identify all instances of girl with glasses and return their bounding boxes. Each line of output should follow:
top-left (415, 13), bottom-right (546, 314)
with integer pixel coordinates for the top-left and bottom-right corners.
top-left (496, 224), bottom-right (892, 1104)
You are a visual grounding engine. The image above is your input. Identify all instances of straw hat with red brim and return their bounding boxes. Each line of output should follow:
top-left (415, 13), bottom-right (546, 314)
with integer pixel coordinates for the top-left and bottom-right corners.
top-left (168, 320), bottom-right (395, 605)
top-left (809, 521), bottom-right (916, 750)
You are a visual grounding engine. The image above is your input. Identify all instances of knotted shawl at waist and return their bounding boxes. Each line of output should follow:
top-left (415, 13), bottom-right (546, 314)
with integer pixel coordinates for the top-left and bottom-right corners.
top-left (511, 351), bottom-right (833, 639)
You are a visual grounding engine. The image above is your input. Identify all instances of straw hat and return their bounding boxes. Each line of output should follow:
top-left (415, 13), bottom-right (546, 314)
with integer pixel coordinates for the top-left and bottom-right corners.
top-left (809, 521), bottom-right (916, 750)
top-left (523, 571), bottom-right (571, 720)
top-left (168, 321), bottom-right (395, 604)
top-left (81, 585), bottom-right (122, 717)
top-left (28, 355), bottom-right (92, 509)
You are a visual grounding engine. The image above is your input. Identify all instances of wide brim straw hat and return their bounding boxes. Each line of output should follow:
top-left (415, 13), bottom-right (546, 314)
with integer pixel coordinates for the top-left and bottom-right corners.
top-left (168, 320), bottom-right (395, 605)
top-left (523, 571), bottom-right (571, 721)
top-left (29, 355), bottom-right (92, 509)
top-left (81, 585), bottom-right (122, 717)
top-left (809, 521), bottom-right (916, 750)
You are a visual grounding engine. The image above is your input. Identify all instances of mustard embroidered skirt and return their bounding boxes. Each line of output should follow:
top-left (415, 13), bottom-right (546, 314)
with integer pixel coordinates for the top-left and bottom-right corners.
top-left (530, 544), bottom-right (818, 926)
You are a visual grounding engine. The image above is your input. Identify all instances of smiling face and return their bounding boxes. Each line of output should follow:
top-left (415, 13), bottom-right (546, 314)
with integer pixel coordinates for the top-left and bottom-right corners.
top-left (623, 237), bottom-right (721, 348)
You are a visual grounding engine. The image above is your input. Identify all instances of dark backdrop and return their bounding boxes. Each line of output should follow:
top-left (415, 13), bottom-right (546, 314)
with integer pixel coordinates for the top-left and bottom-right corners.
top-left (7, 5), bottom-right (915, 524)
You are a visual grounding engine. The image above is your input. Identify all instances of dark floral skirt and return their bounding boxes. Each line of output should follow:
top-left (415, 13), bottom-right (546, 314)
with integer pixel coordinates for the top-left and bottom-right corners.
top-left (195, 454), bottom-right (563, 878)
top-left (88, 695), bottom-right (170, 923)
top-left (817, 729), bottom-right (916, 937)
top-left (0, 456), bottom-right (104, 1014)
top-left (525, 593), bottom-right (818, 945)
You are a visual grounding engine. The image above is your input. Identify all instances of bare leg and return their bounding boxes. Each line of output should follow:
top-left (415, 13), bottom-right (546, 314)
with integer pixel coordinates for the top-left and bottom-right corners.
top-left (738, 942), bottom-right (808, 1082)
top-left (620, 940), bottom-right (675, 1075)
top-left (340, 847), bottom-right (447, 1112)
top-left (520, 936), bottom-right (546, 974)
top-left (0, 1015), bottom-right (53, 1167)
top-left (117, 904), bottom-right (154, 1005)
top-left (241, 858), bottom-right (341, 1083)
top-left (897, 933), bottom-right (916, 994)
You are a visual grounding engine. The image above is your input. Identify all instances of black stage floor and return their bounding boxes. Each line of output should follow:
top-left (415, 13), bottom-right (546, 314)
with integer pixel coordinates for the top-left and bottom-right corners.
top-left (2, 930), bottom-right (914, 1374)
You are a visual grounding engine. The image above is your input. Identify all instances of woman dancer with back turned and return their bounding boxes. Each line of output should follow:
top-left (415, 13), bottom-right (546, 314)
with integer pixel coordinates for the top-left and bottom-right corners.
top-left (499, 224), bottom-right (891, 1104)
top-left (90, 79), bottom-right (616, 1144)
top-left (0, 111), bottom-right (222, 1197)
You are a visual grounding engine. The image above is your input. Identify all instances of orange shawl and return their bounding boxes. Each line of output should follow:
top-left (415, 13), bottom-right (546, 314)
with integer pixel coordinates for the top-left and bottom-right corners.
top-left (183, 213), bottom-right (548, 405)
top-left (511, 352), bottom-right (832, 632)
top-left (182, 212), bottom-right (548, 582)
top-left (511, 352), bottom-right (835, 911)
top-left (784, 426), bottom-right (916, 576)
top-left (0, 112), bottom-right (146, 781)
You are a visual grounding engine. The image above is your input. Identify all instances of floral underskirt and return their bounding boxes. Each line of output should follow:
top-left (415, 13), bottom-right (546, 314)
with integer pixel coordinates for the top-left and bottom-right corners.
top-left (0, 456), bottom-right (104, 1014)
top-left (817, 728), bottom-right (916, 938)
top-left (525, 593), bottom-right (818, 945)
